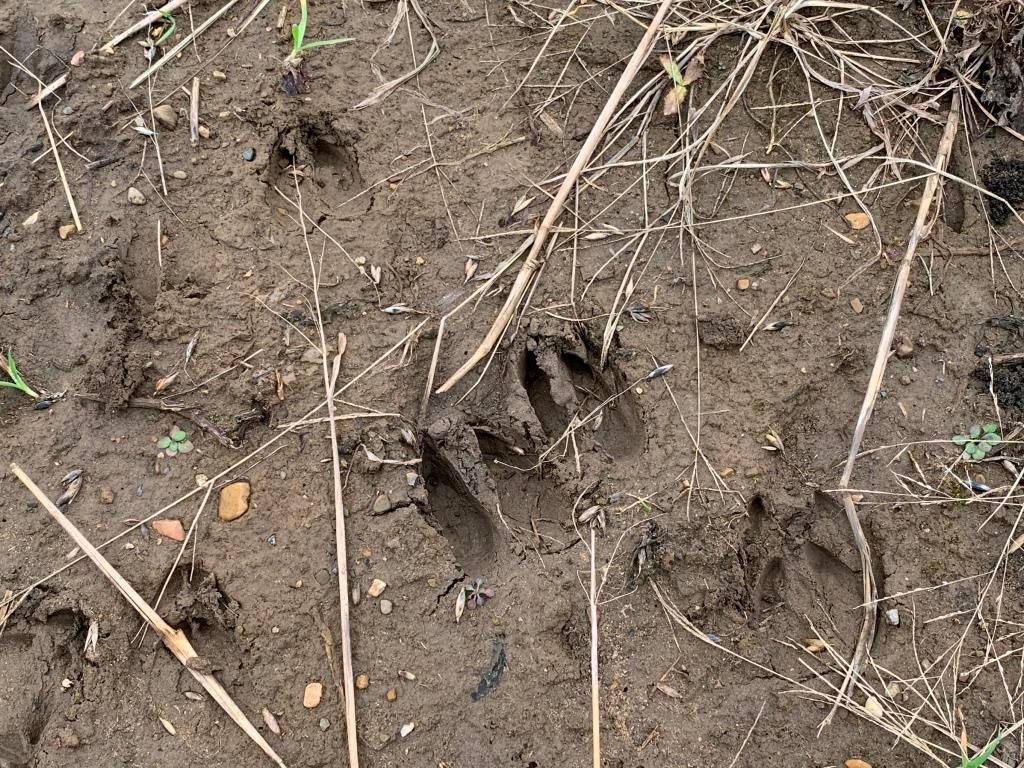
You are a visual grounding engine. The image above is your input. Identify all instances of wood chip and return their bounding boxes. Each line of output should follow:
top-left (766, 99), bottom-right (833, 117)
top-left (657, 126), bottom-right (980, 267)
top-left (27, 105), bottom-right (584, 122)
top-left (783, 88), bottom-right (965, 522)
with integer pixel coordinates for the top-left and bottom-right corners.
top-left (152, 518), bottom-right (185, 541)
top-left (850, 297), bottom-right (864, 314)
top-left (303, 681), bottom-right (323, 708)
top-left (844, 211), bottom-right (870, 230)
top-left (218, 480), bottom-right (251, 522)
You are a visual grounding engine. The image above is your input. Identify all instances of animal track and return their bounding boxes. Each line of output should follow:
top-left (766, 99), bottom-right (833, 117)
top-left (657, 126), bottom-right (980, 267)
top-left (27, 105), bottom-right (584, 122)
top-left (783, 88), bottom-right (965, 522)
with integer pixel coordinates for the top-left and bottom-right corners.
top-left (264, 115), bottom-right (362, 208)
top-left (738, 492), bottom-right (873, 637)
top-left (522, 335), bottom-right (645, 460)
top-left (421, 430), bottom-right (499, 573)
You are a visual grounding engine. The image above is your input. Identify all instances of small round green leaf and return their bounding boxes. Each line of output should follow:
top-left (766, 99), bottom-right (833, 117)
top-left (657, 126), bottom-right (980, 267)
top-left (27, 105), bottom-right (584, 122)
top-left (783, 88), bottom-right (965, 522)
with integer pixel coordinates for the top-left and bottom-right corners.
top-left (177, 440), bottom-right (194, 454)
top-left (165, 443), bottom-right (178, 455)
top-left (158, 436), bottom-right (172, 449)
top-left (969, 424), bottom-right (982, 439)
top-left (952, 434), bottom-right (969, 446)
top-left (982, 422), bottom-right (998, 435)
top-left (171, 428), bottom-right (187, 442)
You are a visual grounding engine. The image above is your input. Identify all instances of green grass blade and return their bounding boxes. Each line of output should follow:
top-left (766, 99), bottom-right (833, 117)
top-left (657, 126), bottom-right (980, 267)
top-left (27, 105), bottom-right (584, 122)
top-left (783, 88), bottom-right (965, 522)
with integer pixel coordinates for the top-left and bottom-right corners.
top-left (299, 37), bottom-right (354, 51)
top-left (963, 734), bottom-right (1002, 768)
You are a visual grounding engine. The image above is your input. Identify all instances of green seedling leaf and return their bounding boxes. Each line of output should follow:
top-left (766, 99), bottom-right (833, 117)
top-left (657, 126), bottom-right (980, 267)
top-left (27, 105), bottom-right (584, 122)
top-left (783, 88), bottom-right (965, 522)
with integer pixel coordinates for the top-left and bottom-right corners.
top-left (976, 440), bottom-right (993, 453)
top-left (300, 37), bottom-right (354, 51)
top-left (961, 733), bottom-right (1003, 768)
top-left (969, 446), bottom-right (986, 461)
top-left (155, 11), bottom-right (176, 46)
top-left (158, 436), bottom-right (172, 449)
top-left (970, 424), bottom-right (982, 439)
top-left (165, 443), bottom-right (178, 455)
top-left (177, 440), bottom-right (194, 454)
top-left (952, 434), bottom-right (970, 446)
top-left (659, 55), bottom-right (684, 87)
top-left (171, 428), bottom-right (187, 442)
top-left (982, 422), bottom-right (998, 435)
top-left (984, 432), bottom-right (1001, 445)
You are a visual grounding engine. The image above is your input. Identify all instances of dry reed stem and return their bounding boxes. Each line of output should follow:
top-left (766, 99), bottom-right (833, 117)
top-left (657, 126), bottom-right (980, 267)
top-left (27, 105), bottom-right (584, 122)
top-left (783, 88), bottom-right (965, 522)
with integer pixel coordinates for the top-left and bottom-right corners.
top-left (129, 0), bottom-right (244, 88)
top-left (826, 91), bottom-right (962, 728)
top-left (293, 176), bottom-right (360, 768)
top-left (10, 463), bottom-right (287, 768)
top-left (435, 0), bottom-right (675, 394)
top-left (37, 97), bottom-right (82, 231)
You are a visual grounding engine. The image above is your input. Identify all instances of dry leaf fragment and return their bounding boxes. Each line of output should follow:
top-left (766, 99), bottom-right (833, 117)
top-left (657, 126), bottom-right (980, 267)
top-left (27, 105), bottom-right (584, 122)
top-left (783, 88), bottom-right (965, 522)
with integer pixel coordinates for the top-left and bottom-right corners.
top-left (455, 587), bottom-right (467, 623)
top-left (22, 211), bottom-right (39, 228)
top-left (154, 372), bottom-right (178, 393)
top-left (844, 211), bottom-right (871, 230)
top-left (537, 109), bottom-right (564, 138)
top-left (655, 682), bottom-right (684, 699)
top-left (262, 707), bottom-right (281, 735)
top-left (802, 638), bottom-right (827, 653)
top-left (863, 695), bottom-right (884, 719)
top-left (152, 518), bottom-right (186, 541)
top-left (464, 256), bottom-right (479, 282)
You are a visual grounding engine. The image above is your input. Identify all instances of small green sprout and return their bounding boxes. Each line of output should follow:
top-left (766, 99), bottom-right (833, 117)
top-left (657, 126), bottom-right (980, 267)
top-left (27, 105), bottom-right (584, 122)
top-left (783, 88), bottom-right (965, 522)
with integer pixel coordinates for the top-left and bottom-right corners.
top-left (0, 351), bottom-right (40, 400)
top-left (960, 732), bottom-right (1002, 768)
top-left (284, 0), bottom-right (353, 67)
top-left (154, 11), bottom-right (176, 46)
top-left (158, 426), bottom-right (193, 456)
top-left (952, 423), bottom-right (1001, 461)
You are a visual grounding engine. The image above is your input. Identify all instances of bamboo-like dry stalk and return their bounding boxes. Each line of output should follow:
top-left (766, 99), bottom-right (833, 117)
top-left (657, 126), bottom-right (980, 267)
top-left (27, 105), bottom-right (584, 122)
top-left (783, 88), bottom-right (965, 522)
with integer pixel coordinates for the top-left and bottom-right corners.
top-left (10, 463), bottom-right (287, 768)
top-left (826, 91), bottom-right (963, 727)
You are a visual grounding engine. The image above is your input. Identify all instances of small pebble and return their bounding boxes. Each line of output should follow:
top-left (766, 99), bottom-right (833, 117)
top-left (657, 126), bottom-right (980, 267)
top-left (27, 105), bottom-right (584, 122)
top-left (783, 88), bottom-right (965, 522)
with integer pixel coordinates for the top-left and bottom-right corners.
top-left (152, 104), bottom-right (177, 129)
top-left (899, 374), bottom-right (911, 386)
top-left (850, 297), bottom-right (864, 314)
top-left (242, 147), bottom-right (256, 162)
top-left (315, 569), bottom-right (332, 586)
top-left (895, 341), bottom-right (914, 359)
top-left (355, 674), bottom-right (369, 690)
top-left (380, 599), bottom-right (393, 615)
top-left (318, 718), bottom-right (330, 731)
top-left (367, 578), bottom-right (387, 598)
top-left (197, 125), bottom-right (211, 139)
top-left (736, 277), bottom-right (750, 291)
top-left (100, 487), bottom-right (115, 504)
top-left (212, 69), bottom-right (227, 80)
top-left (400, 722), bottom-right (415, 738)
top-left (58, 223), bottom-right (76, 240)
top-left (62, 106), bottom-right (74, 115)
top-left (351, 585), bottom-right (361, 605)
top-left (303, 682), bottom-right (323, 708)
top-left (371, 495), bottom-right (393, 515)
top-left (406, 472), bottom-right (418, 487)
top-left (885, 608), bottom-right (900, 626)
top-left (386, 688), bottom-right (397, 702)
top-left (127, 187), bottom-right (146, 205)
top-left (172, 170), bottom-right (188, 180)
top-left (267, 534), bottom-right (277, 546)
top-left (750, 243), bottom-right (762, 254)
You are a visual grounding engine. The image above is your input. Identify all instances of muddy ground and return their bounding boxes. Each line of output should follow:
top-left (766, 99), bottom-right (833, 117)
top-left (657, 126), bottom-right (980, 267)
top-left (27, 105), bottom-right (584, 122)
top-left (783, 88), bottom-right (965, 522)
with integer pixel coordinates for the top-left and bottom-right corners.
top-left (3, 1), bottom-right (1024, 767)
